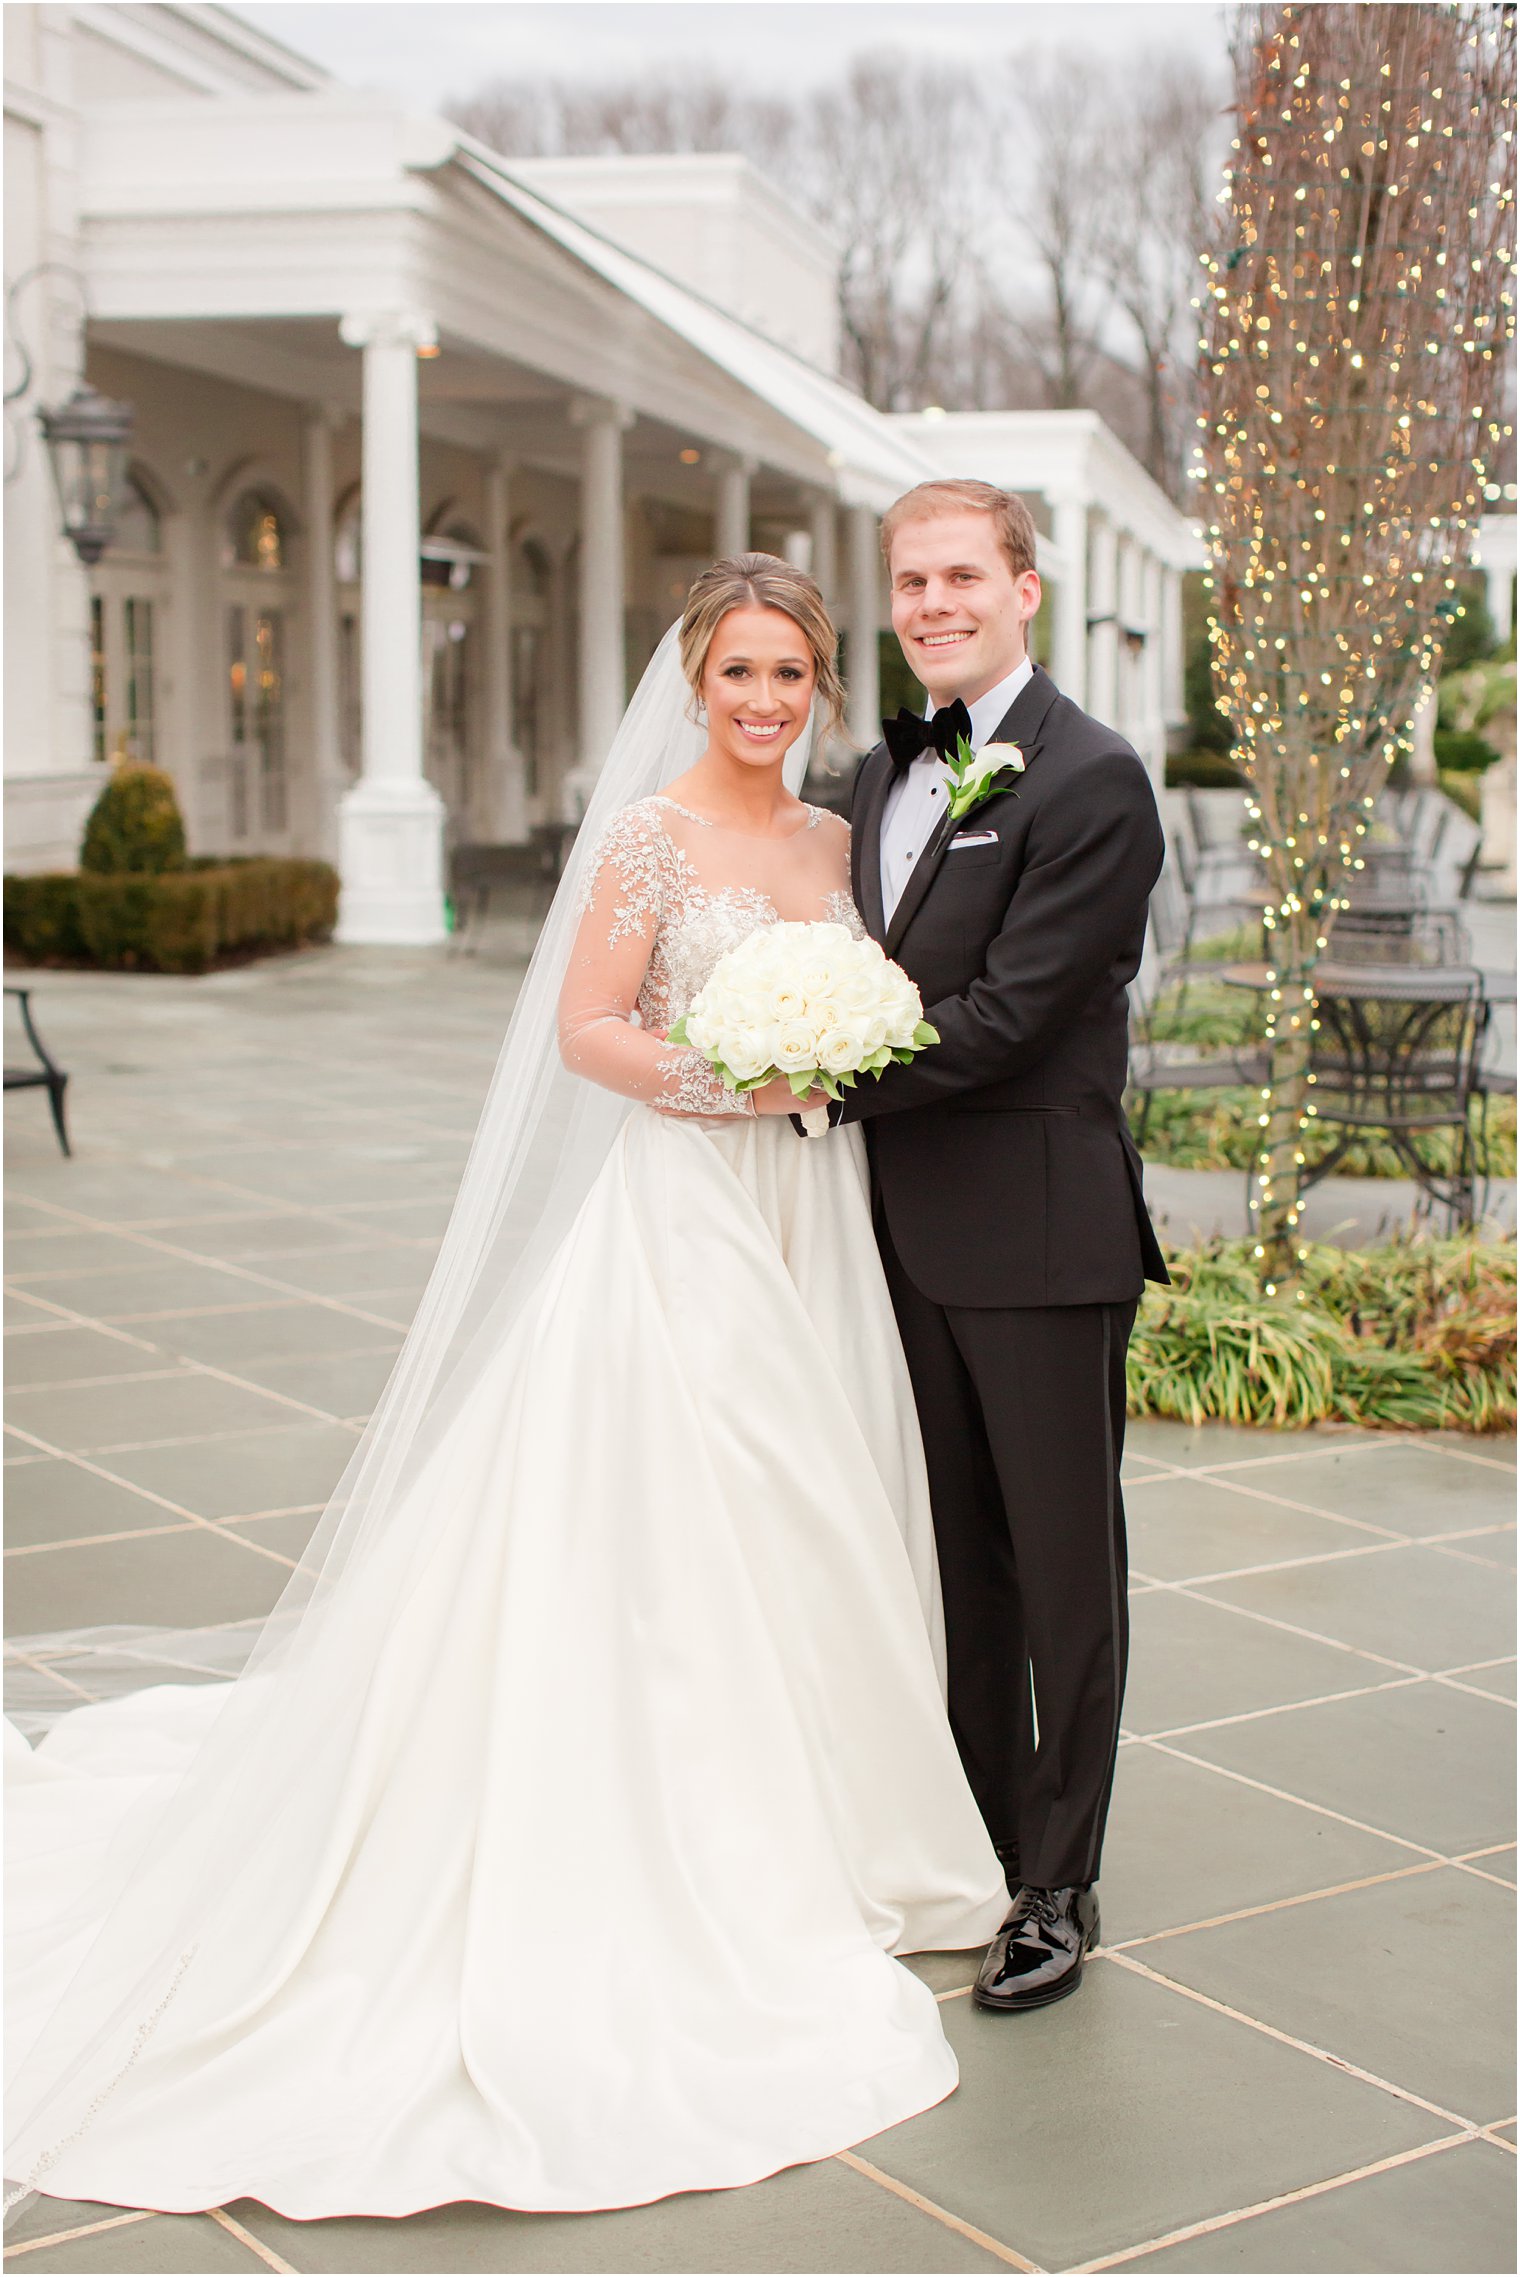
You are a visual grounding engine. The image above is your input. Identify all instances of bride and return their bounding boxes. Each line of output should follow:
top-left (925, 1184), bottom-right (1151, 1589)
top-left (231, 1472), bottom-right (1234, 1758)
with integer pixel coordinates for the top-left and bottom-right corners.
top-left (5, 553), bottom-right (1008, 2224)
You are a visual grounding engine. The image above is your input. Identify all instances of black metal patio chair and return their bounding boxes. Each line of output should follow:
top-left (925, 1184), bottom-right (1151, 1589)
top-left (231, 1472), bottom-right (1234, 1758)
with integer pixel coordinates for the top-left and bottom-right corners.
top-left (1127, 1034), bottom-right (1272, 1147)
top-left (4, 986), bottom-right (70, 1157)
top-left (1298, 967), bottom-right (1487, 1228)
top-left (1343, 844), bottom-right (1434, 910)
top-left (447, 839), bottom-right (560, 956)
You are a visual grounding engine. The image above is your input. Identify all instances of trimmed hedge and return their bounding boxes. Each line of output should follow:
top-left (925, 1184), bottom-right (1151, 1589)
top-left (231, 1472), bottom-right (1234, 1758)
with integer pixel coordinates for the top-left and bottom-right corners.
top-left (4, 858), bottom-right (339, 975)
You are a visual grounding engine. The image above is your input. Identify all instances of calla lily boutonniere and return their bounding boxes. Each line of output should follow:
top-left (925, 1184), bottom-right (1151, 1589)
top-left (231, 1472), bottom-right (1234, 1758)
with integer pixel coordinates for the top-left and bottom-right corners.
top-left (945, 738), bottom-right (1026, 824)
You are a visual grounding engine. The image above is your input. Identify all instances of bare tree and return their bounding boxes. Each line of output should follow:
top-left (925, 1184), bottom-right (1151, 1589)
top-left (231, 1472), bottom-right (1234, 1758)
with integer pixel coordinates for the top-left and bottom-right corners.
top-left (446, 46), bottom-right (1229, 493)
top-left (1093, 61), bottom-right (1224, 489)
top-left (990, 53), bottom-right (1115, 410)
top-left (799, 57), bottom-right (985, 410)
top-left (1198, 1), bottom-right (1514, 1283)
top-left (448, 71), bottom-right (796, 170)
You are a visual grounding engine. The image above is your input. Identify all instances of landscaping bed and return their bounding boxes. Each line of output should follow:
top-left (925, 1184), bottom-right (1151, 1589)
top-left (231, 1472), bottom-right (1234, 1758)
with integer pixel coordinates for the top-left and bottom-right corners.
top-left (1130, 1234), bottom-right (1516, 1432)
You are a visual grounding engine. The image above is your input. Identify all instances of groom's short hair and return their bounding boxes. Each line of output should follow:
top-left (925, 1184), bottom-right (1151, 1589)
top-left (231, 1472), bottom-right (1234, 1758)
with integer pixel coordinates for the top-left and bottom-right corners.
top-left (881, 480), bottom-right (1038, 584)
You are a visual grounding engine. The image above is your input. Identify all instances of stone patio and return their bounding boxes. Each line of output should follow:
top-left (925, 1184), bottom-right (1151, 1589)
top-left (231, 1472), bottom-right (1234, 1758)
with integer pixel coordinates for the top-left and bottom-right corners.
top-left (4, 945), bottom-right (1515, 2275)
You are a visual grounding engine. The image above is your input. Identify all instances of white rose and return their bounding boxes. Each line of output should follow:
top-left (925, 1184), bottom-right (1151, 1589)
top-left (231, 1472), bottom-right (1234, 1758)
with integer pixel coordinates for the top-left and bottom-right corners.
top-left (833, 967), bottom-right (880, 1013)
top-left (859, 1012), bottom-right (889, 1055)
top-left (772, 1020), bottom-right (822, 1073)
top-left (723, 1029), bottom-right (775, 1083)
top-left (816, 1025), bottom-right (864, 1075)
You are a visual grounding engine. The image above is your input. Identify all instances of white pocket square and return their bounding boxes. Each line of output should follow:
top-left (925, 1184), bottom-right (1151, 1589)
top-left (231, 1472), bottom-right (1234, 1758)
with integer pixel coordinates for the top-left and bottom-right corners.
top-left (949, 829), bottom-right (999, 848)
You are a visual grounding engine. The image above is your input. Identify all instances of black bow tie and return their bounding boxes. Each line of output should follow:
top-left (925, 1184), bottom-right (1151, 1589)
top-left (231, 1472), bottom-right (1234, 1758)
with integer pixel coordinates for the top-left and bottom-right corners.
top-left (883, 699), bottom-right (973, 772)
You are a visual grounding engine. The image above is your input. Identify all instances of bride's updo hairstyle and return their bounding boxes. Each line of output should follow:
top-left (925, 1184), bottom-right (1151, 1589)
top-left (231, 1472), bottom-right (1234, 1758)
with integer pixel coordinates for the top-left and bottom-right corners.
top-left (679, 552), bottom-right (847, 748)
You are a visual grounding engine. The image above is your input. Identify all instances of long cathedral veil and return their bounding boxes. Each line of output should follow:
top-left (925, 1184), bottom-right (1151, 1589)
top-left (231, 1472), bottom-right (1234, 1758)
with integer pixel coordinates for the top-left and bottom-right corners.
top-left (4, 623), bottom-right (817, 2211)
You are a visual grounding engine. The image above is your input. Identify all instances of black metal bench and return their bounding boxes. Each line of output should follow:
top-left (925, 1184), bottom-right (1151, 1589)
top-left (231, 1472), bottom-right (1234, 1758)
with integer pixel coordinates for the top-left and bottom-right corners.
top-left (4, 986), bottom-right (70, 1156)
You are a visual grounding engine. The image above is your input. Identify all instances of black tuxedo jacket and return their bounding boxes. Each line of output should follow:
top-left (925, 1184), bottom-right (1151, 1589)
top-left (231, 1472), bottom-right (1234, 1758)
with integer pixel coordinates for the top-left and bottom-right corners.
top-left (838, 662), bottom-right (1170, 1309)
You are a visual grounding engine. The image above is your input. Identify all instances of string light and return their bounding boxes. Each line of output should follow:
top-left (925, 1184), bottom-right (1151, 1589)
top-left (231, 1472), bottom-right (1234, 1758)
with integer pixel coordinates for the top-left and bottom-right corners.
top-left (1196, 0), bottom-right (1514, 1288)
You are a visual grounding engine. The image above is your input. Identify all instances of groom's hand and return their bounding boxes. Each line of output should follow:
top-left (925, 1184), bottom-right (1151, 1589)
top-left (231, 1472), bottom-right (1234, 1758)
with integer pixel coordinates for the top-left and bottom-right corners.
top-left (752, 1076), bottom-right (823, 1116)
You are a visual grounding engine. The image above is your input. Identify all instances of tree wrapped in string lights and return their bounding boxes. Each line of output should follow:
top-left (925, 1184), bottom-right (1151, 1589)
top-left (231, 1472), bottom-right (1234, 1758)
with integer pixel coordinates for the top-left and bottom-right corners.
top-left (1197, 2), bottom-right (1514, 1286)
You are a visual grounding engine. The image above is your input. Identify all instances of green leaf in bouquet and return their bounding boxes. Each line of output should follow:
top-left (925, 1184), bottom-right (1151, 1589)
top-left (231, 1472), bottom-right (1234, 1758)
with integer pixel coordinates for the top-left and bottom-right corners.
top-left (666, 1016), bottom-right (690, 1046)
top-left (787, 1071), bottom-right (818, 1098)
top-left (914, 1022), bottom-right (940, 1046)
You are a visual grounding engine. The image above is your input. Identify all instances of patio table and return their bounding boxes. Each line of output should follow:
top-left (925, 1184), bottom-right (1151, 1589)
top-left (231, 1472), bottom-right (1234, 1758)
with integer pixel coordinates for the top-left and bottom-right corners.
top-left (1219, 961), bottom-right (1517, 1007)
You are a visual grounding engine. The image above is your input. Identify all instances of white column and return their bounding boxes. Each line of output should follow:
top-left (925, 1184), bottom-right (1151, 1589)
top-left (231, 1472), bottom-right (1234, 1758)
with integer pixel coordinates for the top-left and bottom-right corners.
top-left (1161, 564), bottom-right (1186, 731)
top-left (845, 502), bottom-right (881, 748)
top-left (1049, 494), bottom-right (1088, 704)
top-left (301, 403), bottom-right (345, 863)
top-left (1089, 515), bottom-right (1119, 728)
top-left (1140, 549), bottom-right (1166, 783)
top-left (481, 455), bottom-right (527, 843)
top-left (809, 495), bottom-right (838, 606)
top-left (1409, 683), bottom-right (1439, 787)
top-left (1485, 565), bottom-right (1515, 648)
top-left (1119, 535), bottom-right (1142, 745)
top-left (568, 395), bottom-right (632, 813)
top-left (1480, 751), bottom-right (1516, 896)
top-left (715, 455), bottom-right (754, 558)
top-left (334, 310), bottom-right (447, 945)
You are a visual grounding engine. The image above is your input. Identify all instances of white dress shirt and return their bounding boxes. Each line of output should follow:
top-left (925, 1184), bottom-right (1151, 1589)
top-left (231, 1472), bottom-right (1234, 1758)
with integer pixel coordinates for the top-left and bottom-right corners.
top-left (878, 657), bottom-right (1033, 924)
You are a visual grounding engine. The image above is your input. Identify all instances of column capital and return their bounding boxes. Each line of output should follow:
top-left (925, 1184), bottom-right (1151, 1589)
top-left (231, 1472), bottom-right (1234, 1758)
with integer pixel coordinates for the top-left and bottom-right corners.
top-left (568, 394), bottom-right (634, 432)
top-left (714, 449), bottom-right (759, 479)
top-left (302, 398), bottom-right (347, 433)
top-left (338, 309), bottom-right (437, 353)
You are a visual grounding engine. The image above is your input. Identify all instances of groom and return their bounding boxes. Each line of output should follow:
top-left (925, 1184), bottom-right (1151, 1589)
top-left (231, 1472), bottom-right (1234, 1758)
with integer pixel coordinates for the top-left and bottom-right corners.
top-left (822, 479), bottom-right (1168, 2011)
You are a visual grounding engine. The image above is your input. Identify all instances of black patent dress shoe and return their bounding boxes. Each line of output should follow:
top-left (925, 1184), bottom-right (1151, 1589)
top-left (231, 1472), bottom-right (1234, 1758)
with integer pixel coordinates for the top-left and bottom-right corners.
top-left (973, 1883), bottom-right (1100, 2013)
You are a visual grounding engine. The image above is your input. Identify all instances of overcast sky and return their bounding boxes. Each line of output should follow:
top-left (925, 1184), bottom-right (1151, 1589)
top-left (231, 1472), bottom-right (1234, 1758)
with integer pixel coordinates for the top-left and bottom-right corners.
top-left (229, 2), bottom-right (1232, 111)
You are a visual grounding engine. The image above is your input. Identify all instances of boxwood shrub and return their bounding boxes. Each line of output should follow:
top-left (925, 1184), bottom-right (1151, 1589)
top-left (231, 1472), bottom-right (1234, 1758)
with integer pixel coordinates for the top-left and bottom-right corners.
top-left (4, 858), bottom-right (339, 975)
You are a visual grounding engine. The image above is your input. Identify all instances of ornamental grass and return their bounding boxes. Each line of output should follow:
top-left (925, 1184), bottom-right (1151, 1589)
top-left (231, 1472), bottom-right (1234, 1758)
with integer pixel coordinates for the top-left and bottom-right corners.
top-left (1129, 1234), bottom-right (1516, 1434)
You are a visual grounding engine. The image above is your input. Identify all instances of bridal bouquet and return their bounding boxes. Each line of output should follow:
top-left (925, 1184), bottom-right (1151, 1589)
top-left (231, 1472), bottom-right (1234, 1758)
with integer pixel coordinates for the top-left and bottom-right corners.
top-left (667, 921), bottom-right (939, 1103)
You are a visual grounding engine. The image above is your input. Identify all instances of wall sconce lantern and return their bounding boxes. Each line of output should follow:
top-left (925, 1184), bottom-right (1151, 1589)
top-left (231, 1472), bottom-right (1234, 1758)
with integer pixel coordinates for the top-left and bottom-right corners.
top-left (37, 383), bottom-right (135, 565)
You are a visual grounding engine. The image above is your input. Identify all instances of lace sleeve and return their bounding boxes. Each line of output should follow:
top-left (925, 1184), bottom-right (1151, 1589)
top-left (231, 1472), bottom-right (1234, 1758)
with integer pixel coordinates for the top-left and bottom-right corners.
top-left (557, 805), bottom-right (754, 1118)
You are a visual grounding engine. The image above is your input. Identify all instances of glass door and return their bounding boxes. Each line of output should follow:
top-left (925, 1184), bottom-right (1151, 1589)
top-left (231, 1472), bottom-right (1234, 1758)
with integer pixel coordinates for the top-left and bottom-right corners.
top-left (226, 600), bottom-right (289, 846)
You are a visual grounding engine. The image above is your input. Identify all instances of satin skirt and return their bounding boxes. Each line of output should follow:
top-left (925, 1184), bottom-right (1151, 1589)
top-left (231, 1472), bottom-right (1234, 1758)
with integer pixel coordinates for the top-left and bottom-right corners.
top-left (6, 1111), bottom-right (1007, 2220)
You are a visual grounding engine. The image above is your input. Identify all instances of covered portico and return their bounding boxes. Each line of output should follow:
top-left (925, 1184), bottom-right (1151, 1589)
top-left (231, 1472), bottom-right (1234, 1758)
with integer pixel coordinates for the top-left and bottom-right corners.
top-left (64, 97), bottom-right (937, 942)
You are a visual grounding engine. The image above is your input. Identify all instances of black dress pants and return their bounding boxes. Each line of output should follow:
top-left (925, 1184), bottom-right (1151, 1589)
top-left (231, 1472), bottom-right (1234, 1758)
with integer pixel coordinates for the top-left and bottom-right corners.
top-left (877, 1209), bottom-right (1135, 1891)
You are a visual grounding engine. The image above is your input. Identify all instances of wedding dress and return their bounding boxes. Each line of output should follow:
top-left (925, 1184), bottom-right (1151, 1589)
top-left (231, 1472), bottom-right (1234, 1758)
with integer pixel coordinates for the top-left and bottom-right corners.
top-left (5, 645), bottom-right (1008, 2223)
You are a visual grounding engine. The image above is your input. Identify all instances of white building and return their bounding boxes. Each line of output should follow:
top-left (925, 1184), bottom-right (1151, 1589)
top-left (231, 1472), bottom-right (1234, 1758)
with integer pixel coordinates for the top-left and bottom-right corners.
top-left (4, 2), bottom-right (1201, 944)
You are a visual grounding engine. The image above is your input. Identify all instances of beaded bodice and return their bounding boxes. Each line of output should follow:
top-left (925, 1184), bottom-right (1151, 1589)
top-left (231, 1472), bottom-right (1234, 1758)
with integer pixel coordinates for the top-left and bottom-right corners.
top-left (600, 798), bottom-right (862, 1033)
top-left (560, 794), bottom-right (862, 1118)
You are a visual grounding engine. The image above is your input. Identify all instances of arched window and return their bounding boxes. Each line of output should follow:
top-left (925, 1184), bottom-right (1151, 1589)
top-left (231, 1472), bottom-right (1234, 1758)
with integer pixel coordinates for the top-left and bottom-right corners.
top-left (224, 489), bottom-right (287, 574)
top-left (116, 473), bottom-right (162, 556)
